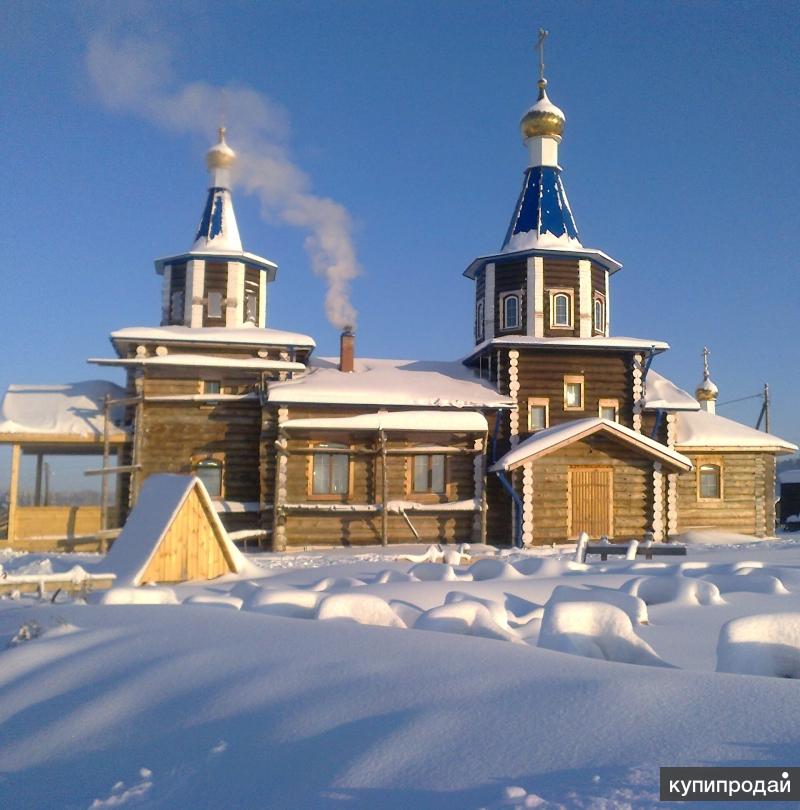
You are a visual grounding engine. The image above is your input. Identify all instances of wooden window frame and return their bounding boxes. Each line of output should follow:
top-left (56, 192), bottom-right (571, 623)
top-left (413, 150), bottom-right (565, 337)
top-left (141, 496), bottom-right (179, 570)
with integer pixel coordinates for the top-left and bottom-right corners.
top-left (564, 375), bottom-right (585, 411)
top-left (202, 380), bottom-right (222, 395)
top-left (549, 289), bottom-right (574, 329)
top-left (696, 456), bottom-right (724, 501)
top-left (593, 293), bottom-right (606, 334)
top-left (598, 398), bottom-right (619, 422)
top-left (191, 453), bottom-right (224, 499)
top-left (206, 291), bottom-right (224, 320)
top-left (409, 453), bottom-right (447, 495)
top-left (499, 292), bottom-right (521, 332)
top-left (527, 397), bottom-right (550, 432)
top-left (476, 299), bottom-right (485, 341)
top-left (307, 442), bottom-right (353, 501)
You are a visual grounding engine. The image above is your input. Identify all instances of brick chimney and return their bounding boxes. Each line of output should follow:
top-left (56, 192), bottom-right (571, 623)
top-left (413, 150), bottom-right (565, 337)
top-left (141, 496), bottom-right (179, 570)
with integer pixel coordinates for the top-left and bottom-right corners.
top-left (339, 327), bottom-right (355, 373)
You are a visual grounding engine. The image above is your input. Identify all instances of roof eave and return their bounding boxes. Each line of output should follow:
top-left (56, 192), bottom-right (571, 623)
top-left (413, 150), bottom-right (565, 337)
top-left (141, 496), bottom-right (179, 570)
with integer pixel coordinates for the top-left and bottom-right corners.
top-left (154, 251), bottom-right (278, 281)
top-left (463, 245), bottom-right (623, 280)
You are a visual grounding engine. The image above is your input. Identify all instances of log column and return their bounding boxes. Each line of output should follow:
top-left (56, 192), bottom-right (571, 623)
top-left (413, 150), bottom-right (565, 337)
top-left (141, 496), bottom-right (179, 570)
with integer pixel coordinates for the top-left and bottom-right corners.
top-left (7, 443), bottom-right (21, 543)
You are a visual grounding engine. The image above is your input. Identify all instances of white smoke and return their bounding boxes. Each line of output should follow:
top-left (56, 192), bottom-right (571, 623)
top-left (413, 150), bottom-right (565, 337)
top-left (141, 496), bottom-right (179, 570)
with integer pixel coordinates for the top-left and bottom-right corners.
top-left (86, 35), bottom-right (360, 330)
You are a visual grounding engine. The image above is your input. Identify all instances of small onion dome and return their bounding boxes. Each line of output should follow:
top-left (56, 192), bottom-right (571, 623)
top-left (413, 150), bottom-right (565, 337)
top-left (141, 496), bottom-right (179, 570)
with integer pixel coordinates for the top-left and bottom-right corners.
top-left (206, 127), bottom-right (236, 171)
top-left (696, 378), bottom-right (719, 401)
top-left (520, 79), bottom-right (565, 140)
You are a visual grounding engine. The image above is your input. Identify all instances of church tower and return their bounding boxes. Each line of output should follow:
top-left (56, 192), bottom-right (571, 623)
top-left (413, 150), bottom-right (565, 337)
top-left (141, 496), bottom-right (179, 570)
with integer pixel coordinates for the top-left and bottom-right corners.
top-left (154, 129), bottom-right (277, 329)
top-left (464, 31), bottom-right (621, 346)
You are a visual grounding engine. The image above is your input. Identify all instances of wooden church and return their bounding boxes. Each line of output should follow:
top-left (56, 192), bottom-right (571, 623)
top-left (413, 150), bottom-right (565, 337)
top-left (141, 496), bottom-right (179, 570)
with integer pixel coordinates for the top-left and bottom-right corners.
top-left (1, 46), bottom-right (796, 551)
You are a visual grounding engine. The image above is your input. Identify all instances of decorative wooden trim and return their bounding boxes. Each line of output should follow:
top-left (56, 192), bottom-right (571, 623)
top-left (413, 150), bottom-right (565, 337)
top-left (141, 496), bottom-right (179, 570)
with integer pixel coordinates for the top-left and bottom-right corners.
top-left (498, 291), bottom-right (523, 332)
top-left (522, 461), bottom-right (534, 545)
top-left (527, 397), bottom-right (550, 431)
top-left (533, 256), bottom-right (545, 337)
top-left (578, 259), bottom-right (592, 338)
top-left (666, 472), bottom-right (678, 536)
top-left (632, 353), bottom-right (643, 433)
top-left (563, 374), bottom-right (585, 411)
top-left (509, 350), bottom-right (520, 446)
top-left (190, 451), bottom-right (225, 499)
top-left (548, 288), bottom-right (574, 329)
top-left (652, 460), bottom-right (664, 541)
top-left (592, 292), bottom-right (606, 335)
top-left (695, 455), bottom-right (724, 501)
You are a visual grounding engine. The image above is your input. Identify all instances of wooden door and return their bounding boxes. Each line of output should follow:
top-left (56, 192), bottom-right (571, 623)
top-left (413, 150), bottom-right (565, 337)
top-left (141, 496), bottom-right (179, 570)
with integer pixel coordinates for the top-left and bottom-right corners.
top-left (569, 467), bottom-right (613, 539)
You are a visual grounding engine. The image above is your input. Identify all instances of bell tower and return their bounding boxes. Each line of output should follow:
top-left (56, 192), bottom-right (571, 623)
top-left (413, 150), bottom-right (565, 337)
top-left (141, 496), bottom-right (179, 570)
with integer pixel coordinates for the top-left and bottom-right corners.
top-left (154, 128), bottom-right (277, 329)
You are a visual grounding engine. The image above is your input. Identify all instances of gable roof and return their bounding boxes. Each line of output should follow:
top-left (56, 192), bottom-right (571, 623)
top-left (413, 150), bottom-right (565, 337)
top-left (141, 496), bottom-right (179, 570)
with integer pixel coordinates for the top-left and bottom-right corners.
top-left (267, 357), bottom-right (512, 409)
top-left (675, 410), bottom-right (798, 453)
top-left (103, 475), bottom-right (254, 586)
top-left (490, 418), bottom-right (693, 473)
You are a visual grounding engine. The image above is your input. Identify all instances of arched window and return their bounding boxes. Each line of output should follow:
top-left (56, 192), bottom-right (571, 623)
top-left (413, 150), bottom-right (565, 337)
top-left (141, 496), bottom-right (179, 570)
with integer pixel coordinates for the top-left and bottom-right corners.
top-left (550, 291), bottom-right (573, 328)
top-left (502, 294), bottom-right (520, 330)
top-left (699, 463), bottom-right (722, 499)
top-left (476, 300), bottom-right (485, 341)
top-left (593, 295), bottom-right (605, 333)
top-left (194, 458), bottom-right (223, 497)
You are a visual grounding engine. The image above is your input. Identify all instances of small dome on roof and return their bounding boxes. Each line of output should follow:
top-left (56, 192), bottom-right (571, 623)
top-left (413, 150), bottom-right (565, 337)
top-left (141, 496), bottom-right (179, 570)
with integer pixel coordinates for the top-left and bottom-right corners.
top-left (521, 79), bottom-right (565, 140)
top-left (206, 127), bottom-right (236, 171)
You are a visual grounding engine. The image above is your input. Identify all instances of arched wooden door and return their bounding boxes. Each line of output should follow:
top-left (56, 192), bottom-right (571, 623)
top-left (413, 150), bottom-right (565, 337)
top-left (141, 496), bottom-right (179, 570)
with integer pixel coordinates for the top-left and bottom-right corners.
top-left (569, 466), bottom-right (613, 539)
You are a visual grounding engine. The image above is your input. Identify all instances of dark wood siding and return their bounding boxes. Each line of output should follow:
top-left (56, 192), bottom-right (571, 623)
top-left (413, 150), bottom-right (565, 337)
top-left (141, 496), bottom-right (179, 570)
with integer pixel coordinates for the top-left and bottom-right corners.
top-left (202, 262), bottom-right (228, 327)
top-left (494, 261), bottom-right (527, 336)
top-left (543, 259), bottom-right (579, 337)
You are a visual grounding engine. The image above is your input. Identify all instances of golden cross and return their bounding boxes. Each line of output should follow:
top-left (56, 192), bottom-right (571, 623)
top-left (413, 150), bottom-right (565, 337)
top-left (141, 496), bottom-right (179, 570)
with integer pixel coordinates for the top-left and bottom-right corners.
top-left (536, 28), bottom-right (548, 82)
top-left (702, 346), bottom-right (711, 380)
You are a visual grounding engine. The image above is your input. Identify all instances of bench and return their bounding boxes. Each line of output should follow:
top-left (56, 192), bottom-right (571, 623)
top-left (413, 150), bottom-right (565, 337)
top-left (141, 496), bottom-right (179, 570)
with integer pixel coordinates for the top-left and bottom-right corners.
top-left (581, 543), bottom-right (687, 563)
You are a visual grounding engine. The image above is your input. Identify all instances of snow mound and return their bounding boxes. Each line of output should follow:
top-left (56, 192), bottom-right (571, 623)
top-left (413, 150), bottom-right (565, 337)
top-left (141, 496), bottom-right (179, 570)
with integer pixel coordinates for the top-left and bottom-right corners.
top-left (538, 602), bottom-right (670, 667)
top-left (374, 570), bottom-right (417, 584)
top-left (621, 575), bottom-right (724, 606)
top-left (245, 588), bottom-right (321, 618)
top-left (675, 529), bottom-right (766, 546)
top-left (415, 602), bottom-right (520, 642)
top-left (99, 587), bottom-right (178, 605)
top-left (717, 613), bottom-right (800, 678)
top-left (305, 576), bottom-right (366, 592)
top-left (407, 562), bottom-right (462, 581)
top-left (504, 593), bottom-right (544, 625)
top-left (182, 594), bottom-right (243, 610)
top-left (444, 591), bottom-right (513, 630)
top-left (547, 585), bottom-right (648, 625)
top-left (469, 558), bottom-right (525, 581)
top-left (388, 599), bottom-right (424, 627)
top-left (700, 573), bottom-right (789, 595)
top-left (512, 557), bottom-right (586, 577)
top-left (738, 565), bottom-right (800, 590)
top-left (315, 593), bottom-right (405, 628)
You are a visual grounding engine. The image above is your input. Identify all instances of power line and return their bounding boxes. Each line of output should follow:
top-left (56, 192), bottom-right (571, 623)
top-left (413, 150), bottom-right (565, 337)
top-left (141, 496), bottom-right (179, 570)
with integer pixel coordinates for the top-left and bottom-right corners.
top-left (717, 393), bottom-right (762, 407)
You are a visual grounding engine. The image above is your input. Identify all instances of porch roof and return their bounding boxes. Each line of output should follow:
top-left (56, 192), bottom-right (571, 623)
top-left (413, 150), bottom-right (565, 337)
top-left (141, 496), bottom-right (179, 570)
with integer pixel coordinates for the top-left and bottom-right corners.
top-left (489, 418), bottom-right (693, 473)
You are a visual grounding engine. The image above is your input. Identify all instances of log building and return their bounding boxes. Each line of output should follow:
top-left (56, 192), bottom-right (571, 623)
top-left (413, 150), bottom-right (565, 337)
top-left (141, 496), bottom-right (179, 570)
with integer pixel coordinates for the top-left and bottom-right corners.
top-left (1, 58), bottom-right (795, 550)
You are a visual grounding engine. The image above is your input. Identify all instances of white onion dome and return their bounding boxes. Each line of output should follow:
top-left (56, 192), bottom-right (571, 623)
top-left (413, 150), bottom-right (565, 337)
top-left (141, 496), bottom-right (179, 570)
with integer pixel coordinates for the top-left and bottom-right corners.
top-left (520, 79), bottom-right (565, 140)
top-left (206, 127), bottom-right (236, 171)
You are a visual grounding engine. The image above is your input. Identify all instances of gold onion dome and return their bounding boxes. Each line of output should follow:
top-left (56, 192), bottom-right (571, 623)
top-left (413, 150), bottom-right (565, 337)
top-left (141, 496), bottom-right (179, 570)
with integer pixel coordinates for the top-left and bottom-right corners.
top-left (206, 127), bottom-right (236, 170)
top-left (520, 79), bottom-right (565, 140)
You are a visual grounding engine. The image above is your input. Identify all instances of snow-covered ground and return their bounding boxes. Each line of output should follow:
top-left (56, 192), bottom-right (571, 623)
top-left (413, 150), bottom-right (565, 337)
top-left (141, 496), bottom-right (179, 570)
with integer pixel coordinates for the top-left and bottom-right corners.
top-left (2, 534), bottom-right (800, 809)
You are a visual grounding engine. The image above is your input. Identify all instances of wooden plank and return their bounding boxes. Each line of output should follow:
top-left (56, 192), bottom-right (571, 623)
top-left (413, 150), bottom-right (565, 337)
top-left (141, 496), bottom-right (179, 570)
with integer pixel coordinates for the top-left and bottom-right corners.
top-left (7, 444), bottom-right (21, 541)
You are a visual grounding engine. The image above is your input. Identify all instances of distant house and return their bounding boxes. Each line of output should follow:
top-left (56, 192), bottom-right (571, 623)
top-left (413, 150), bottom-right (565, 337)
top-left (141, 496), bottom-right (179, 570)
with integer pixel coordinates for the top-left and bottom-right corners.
top-left (779, 470), bottom-right (800, 529)
top-left (1, 59), bottom-right (796, 550)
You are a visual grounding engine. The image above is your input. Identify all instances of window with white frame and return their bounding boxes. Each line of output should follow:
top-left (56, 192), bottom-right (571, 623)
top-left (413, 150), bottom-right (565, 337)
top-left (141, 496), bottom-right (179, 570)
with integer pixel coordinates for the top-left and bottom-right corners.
top-left (412, 454), bottom-right (445, 493)
top-left (593, 294), bottom-right (605, 333)
top-left (500, 293), bottom-right (520, 331)
top-left (194, 457), bottom-right (223, 497)
top-left (598, 398), bottom-right (619, 422)
top-left (698, 462), bottom-right (722, 500)
top-left (312, 444), bottom-right (349, 495)
top-left (244, 281), bottom-right (259, 324)
top-left (549, 290), bottom-right (573, 328)
top-left (476, 299), bottom-right (485, 341)
top-left (528, 397), bottom-right (549, 431)
top-left (564, 375), bottom-right (584, 410)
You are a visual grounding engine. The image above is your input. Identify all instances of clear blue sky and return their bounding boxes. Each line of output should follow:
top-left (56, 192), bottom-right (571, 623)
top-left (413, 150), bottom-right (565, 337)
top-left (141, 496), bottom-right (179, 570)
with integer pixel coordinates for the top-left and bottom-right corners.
top-left (1, 0), bottom-right (799, 490)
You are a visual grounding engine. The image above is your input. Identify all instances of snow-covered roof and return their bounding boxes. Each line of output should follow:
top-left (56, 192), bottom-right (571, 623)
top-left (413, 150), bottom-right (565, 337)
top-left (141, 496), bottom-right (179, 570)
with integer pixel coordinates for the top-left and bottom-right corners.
top-left (103, 475), bottom-right (251, 586)
top-left (779, 469), bottom-right (800, 485)
top-left (110, 325), bottom-right (315, 350)
top-left (675, 411), bottom-right (798, 453)
top-left (643, 371), bottom-right (700, 412)
top-left (490, 418), bottom-right (692, 472)
top-left (89, 354), bottom-right (305, 372)
top-left (281, 410), bottom-right (488, 433)
top-left (465, 335), bottom-right (669, 361)
top-left (268, 358), bottom-right (512, 409)
top-left (192, 186), bottom-right (242, 253)
top-left (502, 165), bottom-right (582, 253)
top-left (0, 381), bottom-right (128, 440)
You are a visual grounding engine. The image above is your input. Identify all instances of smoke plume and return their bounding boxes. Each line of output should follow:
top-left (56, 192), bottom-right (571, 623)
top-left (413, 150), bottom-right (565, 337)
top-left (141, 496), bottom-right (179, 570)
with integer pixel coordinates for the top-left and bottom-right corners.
top-left (86, 35), bottom-right (360, 329)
